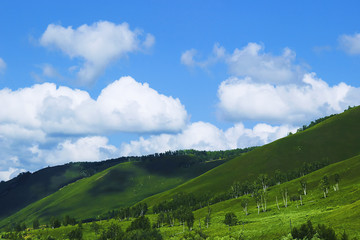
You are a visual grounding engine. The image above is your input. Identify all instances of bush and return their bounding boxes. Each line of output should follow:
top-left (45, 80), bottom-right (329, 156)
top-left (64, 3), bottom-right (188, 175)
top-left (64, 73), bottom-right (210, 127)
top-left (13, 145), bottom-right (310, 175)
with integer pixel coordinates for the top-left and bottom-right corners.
top-left (99, 223), bottom-right (124, 240)
top-left (127, 216), bottom-right (151, 232)
top-left (224, 212), bottom-right (238, 226)
top-left (67, 227), bottom-right (83, 240)
top-left (291, 220), bottom-right (337, 240)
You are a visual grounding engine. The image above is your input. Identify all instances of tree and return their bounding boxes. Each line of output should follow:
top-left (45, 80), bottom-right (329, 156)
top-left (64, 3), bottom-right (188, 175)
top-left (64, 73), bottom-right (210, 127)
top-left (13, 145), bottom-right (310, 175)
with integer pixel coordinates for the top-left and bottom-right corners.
top-left (231, 181), bottom-right (241, 198)
top-left (68, 227), bottom-right (83, 240)
top-left (100, 223), bottom-right (123, 240)
top-left (300, 179), bottom-right (307, 195)
top-left (90, 222), bottom-right (101, 236)
top-left (291, 220), bottom-right (315, 239)
top-left (253, 191), bottom-right (262, 214)
top-left (281, 187), bottom-right (288, 207)
top-left (50, 217), bottom-right (61, 229)
top-left (274, 169), bottom-right (285, 185)
top-left (319, 176), bottom-right (330, 198)
top-left (241, 199), bottom-right (248, 215)
top-left (224, 212), bottom-right (238, 227)
top-left (32, 219), bottom-right (40, 229)
top-left (334, 173), bottom-right (340, 191)
top-left (261, 191), bottom-right (268, 212)
top-left (204, 206), bottom-right (211, 228)
top-left (127, 216), bottom-right (151, 232)
top-left (156, 212), bottom-right (165, 228)
top-left (258, 174), bottom-right (269, 192)
top-left (185, 210), bottom-right (195, 231)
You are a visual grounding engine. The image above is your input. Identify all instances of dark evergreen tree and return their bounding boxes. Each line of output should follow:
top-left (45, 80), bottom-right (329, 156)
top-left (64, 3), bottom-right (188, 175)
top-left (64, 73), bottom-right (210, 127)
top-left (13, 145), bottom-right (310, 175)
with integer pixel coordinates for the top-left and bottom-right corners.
top-left (32, 218), bottom-right (40, 229)
top-left (224, 212), bottom-right (237, 226)
top-left (126, 216), bottom-right (151, 232)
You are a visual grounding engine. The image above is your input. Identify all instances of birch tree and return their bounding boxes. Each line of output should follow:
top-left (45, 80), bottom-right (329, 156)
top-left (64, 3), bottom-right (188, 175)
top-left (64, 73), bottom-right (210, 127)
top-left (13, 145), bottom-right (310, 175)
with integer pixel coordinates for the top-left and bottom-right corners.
top-left (300, 179), bottom-right (307, 195)
top-left (320, 175), bottom-right (330, 198)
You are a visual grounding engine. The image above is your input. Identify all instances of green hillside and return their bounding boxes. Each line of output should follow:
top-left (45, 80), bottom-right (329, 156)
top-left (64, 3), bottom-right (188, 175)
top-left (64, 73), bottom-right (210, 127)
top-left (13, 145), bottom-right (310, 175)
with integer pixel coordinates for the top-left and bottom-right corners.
top-left (4, 152), bottom-right (360, 239)
top-left (142, 106), bottom-right (360, 207)
top-left (0, 159), bottom-right (125, 220)
top-left (152, 152), bottom-right (360, 239)
top-left (0, 153), bottom-right (233, 228)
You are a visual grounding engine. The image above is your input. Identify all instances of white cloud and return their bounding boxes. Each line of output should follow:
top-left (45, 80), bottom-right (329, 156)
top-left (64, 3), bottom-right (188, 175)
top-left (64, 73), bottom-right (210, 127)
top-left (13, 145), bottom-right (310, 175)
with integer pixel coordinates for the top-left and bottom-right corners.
top-left (181, 49), bottom-right (197, 67)
top-left (180, 43), bottom-right (226, 68)
top-left (31, 136), bottom-right (118, 166)
top-left (217, 73), bottom-right (360, 124)
top-left (181, 43), bottom-right (304, 84)
top-left (226, 43), bottom-right (304, 84)
top-left (41, 64), bottom-right (59, 78)
top-left (40, 21), bottom-right (154, 84)
top-left (0, 167), bottom-right (26, 182)
top-left (120, 121), bottom-right (296, 156)
top-left (0, 76), bottom-right (187, 179)
top-left (339, 33), bottom-right (360, 55)
top-left (0, 76), bottom-right (187, 137)
top-left (0, 58), bottom-right (6, 73)
top-left (143, 33), bottom-right (155, 48)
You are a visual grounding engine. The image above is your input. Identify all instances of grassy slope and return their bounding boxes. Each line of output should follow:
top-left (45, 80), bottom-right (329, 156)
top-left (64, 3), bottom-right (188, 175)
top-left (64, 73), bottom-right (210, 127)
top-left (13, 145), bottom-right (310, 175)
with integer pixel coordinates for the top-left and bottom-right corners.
top-left (15, 154), bottom-right (360, 239)
top-left (143, 106), bottom-right (360, 206)
top-left (185, 153), bottom-right (360, 239)
top-left (0, 160), bottom-right (123, 221)
top-left (0, 156), bottom-right (224, 228)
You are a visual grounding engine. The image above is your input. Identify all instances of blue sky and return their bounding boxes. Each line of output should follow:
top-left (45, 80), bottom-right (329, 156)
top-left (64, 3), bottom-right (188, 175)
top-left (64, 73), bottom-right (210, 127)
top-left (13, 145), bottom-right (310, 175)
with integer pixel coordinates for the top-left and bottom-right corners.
top-left (1, 1), bottom-right (360, 180)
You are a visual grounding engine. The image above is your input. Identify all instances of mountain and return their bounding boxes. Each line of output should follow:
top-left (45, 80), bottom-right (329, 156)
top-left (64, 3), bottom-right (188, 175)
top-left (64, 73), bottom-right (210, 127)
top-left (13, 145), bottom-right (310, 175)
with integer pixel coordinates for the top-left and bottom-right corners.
top-left (0, 148), bottom-right (252, 227)
top-left (142, 106), bottom-right (360, 207)
top-left (1, 107), bottom-right (360, 239)
top-left (186, 152), bottom-right (360, 239)
top-left (0, 159), bottom-right (125, 220)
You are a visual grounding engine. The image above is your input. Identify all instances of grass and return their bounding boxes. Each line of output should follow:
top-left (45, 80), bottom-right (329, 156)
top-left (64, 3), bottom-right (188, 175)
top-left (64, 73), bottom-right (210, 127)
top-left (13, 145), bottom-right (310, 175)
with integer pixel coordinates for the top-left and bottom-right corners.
top-left (4, 154), bottom-right (360, 239)
top-left (142, 106), bottom-right (360, 206)
top-left (0, 156), bottom-right (225, 228)
top-left (2, 107), bottom-right (360, 239)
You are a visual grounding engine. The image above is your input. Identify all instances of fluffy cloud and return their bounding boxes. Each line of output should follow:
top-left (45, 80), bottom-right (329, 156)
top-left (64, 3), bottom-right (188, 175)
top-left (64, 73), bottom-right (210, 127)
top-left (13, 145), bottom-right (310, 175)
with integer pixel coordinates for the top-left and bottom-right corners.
top-left (0, 58), bottom-right (6, 73)
top-left (217, 73), bottom-right (360, 124)
top-left (120, 121), bottom-right (296, 156)
top-left (30, 136), bottom-right (118, 166)
top-left (226, 43), bottom-right (304, 84)
top-left (0, 76), bottom-right (187, 180)
top-left (40, 21), bottom-right (154, 84)
top-left (0, 76), bottom-right (187, 137)
top-left (339, 33), bottom-right (360, 55)
top-left (181, 43), bottom-right (303, 84)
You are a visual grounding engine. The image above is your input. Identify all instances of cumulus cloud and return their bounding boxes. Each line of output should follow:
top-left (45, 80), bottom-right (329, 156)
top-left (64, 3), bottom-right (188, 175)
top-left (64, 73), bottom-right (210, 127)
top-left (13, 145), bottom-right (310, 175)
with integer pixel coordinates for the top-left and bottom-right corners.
top-left (181, 43), bottom-right (303, 84)
top-left (120, 121), bottom-right (296, 156)
top-left (0, 76), bottom-right (188, 180)
top-left (0, 58), bottom-right (6, 73)
top-left (30, 136), bottom-right (118, 166)
top-left (226, 43), bottom-right (304, 84)
top-left (339, 33), bottom-right (360, 55)
top-left (0, 76), bottom-right (187, 137)
top-left (217, 73), bottom-right (360, 124)
top-left (40, 21), bottom-right (154, 84)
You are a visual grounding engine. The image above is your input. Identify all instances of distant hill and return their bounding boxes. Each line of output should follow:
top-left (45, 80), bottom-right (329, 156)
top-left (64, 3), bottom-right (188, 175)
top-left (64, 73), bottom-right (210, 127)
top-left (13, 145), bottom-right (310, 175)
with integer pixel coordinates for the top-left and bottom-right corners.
top-left (1, 107), bottom-right (360, 239)
top-left (142, 106), bottom-right (360, 206)
top-left (0, 148), bottom-right (253, 227)
top-left (0, 159), bottom-right (124, 220)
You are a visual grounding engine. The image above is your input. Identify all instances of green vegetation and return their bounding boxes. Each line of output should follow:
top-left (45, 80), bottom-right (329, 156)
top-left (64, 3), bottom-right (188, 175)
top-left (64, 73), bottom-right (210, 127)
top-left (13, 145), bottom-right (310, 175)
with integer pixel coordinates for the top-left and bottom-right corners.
top-left (1, 107), bottom-right (360, 239)
top-left (0, 147), bottom-right (255, 228)
top-left (142, 106), bottom-right (360, 206)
